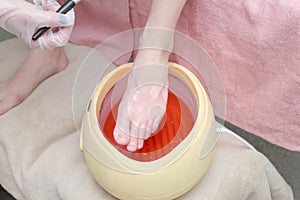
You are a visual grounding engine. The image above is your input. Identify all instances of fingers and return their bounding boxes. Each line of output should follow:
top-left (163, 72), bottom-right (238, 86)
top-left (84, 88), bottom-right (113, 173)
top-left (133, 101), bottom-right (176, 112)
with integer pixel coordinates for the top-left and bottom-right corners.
top-left (34, 0), bottom-right (75, 27)
top-left (32, 10), bottom-right (73, 49)
top-left (40, 9), bottom-right (75, 28)
top-left (31, 0), bottom-right (75, 49)
top-left (35, 0), bottom-right (61, 11)
top-left (36, 26), bottom-right (72, 49)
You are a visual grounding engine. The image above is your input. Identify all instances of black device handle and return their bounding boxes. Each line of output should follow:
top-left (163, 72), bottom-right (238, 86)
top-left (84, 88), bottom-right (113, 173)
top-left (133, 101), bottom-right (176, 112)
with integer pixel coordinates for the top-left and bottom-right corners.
top-left (32, 0), bottom-right (75, 41)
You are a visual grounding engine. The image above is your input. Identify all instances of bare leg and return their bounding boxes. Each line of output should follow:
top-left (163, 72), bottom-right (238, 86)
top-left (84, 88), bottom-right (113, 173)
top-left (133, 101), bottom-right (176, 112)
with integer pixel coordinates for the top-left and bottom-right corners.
top-left (0, 47), bottom-right (68, 114)
top-left (113, 0), bottom-right (186, 151)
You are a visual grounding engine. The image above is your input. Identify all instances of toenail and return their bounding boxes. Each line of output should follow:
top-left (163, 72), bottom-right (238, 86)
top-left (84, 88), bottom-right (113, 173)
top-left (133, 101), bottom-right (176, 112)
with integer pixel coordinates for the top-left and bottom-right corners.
top-left (127, 145), bottom-right (136, 152)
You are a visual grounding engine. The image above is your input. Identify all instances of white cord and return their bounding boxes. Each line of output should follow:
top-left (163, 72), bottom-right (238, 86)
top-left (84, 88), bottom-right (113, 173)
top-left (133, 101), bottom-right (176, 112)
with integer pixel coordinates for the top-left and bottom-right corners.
top-left (216, 126), bottom-right (257, 151)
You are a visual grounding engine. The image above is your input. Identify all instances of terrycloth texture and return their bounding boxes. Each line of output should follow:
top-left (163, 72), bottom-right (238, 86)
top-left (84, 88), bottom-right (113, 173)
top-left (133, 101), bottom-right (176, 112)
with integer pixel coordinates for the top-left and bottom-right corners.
top-left (128, 0), bottom-right (300, 151)
top-left (64, 0), bottom-right (300, 151)
top-left (57, 0), bottom-right (131, 48)
top-left (0, 38), bottom-right (294, 200)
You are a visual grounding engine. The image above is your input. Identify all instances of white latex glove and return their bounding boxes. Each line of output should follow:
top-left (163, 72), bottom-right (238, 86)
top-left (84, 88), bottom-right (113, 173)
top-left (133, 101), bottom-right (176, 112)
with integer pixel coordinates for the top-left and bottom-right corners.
top-left (113, 50), bottom-right (170, 152)
top-left (0, 0), bottom-right (74, 49)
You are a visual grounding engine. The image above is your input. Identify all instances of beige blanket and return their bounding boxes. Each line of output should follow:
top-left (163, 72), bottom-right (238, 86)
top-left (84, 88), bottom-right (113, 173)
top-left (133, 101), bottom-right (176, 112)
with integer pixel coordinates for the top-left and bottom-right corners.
top-left (0, 39), bottom-right (293, 200)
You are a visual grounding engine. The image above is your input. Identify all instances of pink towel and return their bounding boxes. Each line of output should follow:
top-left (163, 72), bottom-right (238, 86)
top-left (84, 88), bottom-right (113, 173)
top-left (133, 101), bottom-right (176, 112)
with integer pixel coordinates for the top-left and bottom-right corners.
top-left (57, 0), bottom-right (131, 48)
top-left (62, 0), bottom-right (300, 151)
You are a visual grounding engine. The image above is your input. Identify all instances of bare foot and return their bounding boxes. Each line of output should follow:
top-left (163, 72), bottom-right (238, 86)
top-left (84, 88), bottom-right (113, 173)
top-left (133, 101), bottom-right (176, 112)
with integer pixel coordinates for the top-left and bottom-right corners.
top-left (0, 47), bottom-right (68, 115)
top-left (113, 50), bottom-right (170, 152)
top-left (113, 83), bottom-right (168, 152)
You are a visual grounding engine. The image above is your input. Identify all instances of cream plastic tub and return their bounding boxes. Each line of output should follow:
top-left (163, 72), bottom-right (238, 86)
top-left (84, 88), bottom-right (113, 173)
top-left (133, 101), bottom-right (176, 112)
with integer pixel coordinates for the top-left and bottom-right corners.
top-left (80, 62), bottom-right (216, 200)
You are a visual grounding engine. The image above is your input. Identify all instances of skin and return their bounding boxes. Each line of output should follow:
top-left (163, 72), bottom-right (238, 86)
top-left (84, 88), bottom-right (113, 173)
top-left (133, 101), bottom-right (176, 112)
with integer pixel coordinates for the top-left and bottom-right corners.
top-left (0, 0), bottom-right (70, 114)
top-left (0, 0), bottom-right (187, 152)
top-left (113, 0), bottom-right (187, 151)
top-left (0, 47), bottom-right (68, 114)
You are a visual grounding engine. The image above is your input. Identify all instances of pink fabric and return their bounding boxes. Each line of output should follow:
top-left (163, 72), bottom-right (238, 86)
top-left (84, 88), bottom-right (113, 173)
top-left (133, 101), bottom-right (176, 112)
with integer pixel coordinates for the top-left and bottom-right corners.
top-left (65, 0), bottom-right (300, 151)
top-left (57, 0), bottom-right (131, 48)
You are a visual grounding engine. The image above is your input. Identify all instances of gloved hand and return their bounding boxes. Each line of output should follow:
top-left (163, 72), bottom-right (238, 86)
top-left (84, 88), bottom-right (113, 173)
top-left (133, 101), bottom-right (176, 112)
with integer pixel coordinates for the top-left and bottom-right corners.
top-left (0, 0), bottom-right (74, 49)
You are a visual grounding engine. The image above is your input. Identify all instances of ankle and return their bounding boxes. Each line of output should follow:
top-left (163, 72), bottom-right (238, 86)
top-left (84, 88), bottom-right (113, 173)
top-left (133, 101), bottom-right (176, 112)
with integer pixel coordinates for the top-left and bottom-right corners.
top-left (134, 49), bottom-right (170, 66)
top-left (29, 47), bottom-right (64, 57)
top-left (24, 47), bottom-right (68, 73)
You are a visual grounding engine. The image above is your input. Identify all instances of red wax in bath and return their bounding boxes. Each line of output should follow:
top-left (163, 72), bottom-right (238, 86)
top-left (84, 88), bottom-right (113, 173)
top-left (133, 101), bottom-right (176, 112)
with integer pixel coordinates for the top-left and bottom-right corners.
top-left (100, 90), bottom-right (195, 161)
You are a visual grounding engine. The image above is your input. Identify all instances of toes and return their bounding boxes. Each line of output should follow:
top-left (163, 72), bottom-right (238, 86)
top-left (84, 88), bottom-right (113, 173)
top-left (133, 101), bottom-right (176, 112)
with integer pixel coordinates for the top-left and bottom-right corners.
top-left (113, 102), bottom-right (131, 145)
top-left (127, 124), bottom-right (139, 152)
top-left (151, 116), bottom-right (161, 134)
top-left (137, 139), bottom-right (144, 150)
top-left (127, 124), bottom-right (148, 151)
top-left (113, 126), bottom-right (130, 145)
top-left (137, 126), bottom-right (146, 150)
top-left (127, 137), bottom-right (138, 152)
top-left (150, 105), bottom-right (166, 134)
top-left (144, 122), bottom-right (152, 140)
